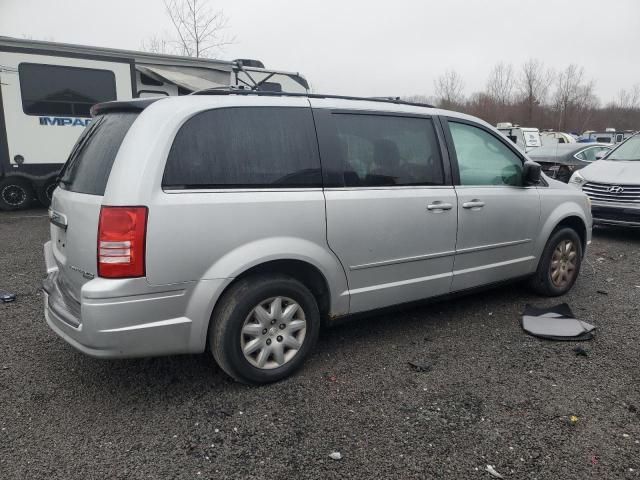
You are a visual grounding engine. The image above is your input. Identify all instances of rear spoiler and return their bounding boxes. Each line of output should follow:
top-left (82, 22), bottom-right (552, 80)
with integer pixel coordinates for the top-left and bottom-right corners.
top-left (91, 98), bottom-right (161, 117)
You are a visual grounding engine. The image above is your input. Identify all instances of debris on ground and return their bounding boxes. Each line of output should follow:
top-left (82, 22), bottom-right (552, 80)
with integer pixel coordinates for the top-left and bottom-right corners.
top-left (0, 289), bottom-right (16, 303)
top-left (596, 290), bottom-right (608, 295)
top-left (408, 361), bottom-right (433, 372)
top-left (573, 346), bottom-right (589, 357)
top-left (485, 464), bottom-right (504, 478)
top-left (521, 304), bottom-right (595, 341)
top-left (569, 415), bottom-right (579, 425)
top-left (329, 451), bottom-right (342, 460)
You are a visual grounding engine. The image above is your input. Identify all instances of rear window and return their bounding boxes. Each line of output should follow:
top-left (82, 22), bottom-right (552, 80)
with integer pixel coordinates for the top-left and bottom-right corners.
top-left (19, 63), bottom-right (117, 117)
top-left (162, 107), bottom-right (321, 188)
top-left (58, 112), bottom-right (138, 195)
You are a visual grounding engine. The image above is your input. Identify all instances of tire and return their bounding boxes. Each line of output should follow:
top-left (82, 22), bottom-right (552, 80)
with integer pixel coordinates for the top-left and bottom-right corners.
top-left (529, 227), bottom-right (583, 296)
top-left (37, 179), bottom-right (57, 207)
top-left (210, 274), bottom-right (321, 384)
top-left (0, 177), bottom-right (34, 211)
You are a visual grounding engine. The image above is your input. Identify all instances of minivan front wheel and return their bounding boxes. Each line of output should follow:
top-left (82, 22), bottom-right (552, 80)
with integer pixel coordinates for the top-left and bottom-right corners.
top-left (210, 275), bottom-right (320, 384)
top-left (530, 227), bottom-right (583, 296)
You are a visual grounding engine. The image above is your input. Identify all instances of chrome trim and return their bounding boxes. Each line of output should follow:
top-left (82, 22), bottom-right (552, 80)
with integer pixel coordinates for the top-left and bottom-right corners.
top-left (349, 238), bottom-right (531, 270)
top-left (455, 238), bottom-right (532, 255)
top-left (350, 250), bottom-right (456, 271)
top-left (347, 271), bottom-right (453, 295)
top-left (453, 256), bottom-right (536, 276)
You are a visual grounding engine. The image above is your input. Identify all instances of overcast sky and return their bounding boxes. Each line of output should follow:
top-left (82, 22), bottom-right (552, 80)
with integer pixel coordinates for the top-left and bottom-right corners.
top-left (2, 0), bottom-right (639, 102)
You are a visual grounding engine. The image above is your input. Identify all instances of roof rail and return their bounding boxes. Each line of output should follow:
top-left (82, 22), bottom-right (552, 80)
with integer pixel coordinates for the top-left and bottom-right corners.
top-left (191, 86), bottom-right (435, 108)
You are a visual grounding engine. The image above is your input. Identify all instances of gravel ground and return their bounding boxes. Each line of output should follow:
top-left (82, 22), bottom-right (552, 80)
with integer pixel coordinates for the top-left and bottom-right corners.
top-left (1, 209), bottom-right (639, 479)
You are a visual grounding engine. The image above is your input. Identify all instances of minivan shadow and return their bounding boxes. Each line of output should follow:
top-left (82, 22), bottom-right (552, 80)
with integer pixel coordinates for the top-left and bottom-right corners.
top-left (55, 280), bottom-right (536, 398)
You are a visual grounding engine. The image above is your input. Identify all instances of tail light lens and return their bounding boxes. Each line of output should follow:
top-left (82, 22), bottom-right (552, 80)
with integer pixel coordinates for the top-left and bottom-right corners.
top-left (97, 206), bottom-right (148, 278)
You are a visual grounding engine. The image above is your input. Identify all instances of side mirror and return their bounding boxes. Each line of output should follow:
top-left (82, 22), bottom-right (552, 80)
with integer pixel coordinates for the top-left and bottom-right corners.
top-left (595, 150), bottom-right (607, 160)
top-left (524, 160), bottom-right (542, 185)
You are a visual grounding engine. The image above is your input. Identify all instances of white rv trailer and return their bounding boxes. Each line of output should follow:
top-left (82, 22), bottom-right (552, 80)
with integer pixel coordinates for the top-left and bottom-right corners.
top-left (0, 36), bottom-right (310, 210)
top-left (496, 122), bottom-right (542, 153)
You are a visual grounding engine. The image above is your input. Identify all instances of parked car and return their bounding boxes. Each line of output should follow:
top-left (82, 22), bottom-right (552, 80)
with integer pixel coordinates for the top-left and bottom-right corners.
top-left (529, 143), bottom-right (612, 182)
top-left (569, 133), bottom-right (640, 227)
top-left (43, 91), bottom-right (592, 384)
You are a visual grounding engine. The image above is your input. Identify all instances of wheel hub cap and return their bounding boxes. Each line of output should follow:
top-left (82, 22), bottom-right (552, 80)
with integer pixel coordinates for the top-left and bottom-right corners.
top-left (2, 185), bottom-right (26, 206)
top-left (550, 239), bottom-right (578, 288)
top-left (240, 296), bottom-right (307, 370)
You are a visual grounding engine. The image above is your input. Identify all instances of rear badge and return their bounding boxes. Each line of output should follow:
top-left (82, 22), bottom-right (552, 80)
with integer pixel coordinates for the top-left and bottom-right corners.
top-left (70, 265), bottom-right (95, 280)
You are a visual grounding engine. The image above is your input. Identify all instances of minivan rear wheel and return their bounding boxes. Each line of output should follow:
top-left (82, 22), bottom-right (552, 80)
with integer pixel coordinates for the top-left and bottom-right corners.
top-left (529, 227), bottom-right (582, 296)
top-left (210, 274), bottom-right (320, 384)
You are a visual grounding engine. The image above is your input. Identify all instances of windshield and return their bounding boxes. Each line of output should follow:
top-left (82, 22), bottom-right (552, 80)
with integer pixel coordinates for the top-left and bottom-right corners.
top-left (607, 135), bottom-right (640, 161)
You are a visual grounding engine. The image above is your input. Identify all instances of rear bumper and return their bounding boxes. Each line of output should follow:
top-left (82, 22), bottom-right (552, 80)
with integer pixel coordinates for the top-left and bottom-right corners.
top-left (43, 241), bottom-right (225, 358)
top-left (591, 203), bottom-right (640, 228)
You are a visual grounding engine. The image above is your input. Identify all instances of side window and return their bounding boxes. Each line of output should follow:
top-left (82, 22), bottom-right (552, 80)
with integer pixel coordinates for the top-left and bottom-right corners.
top-left (18, 63), bottom-right (116, 117)
top-left (332, 114), bottom-right (444, 187)
top-left (577, 146), bottom-right (609, 161)
top-left (449, 122), bottom-right (523, 187)
top-left (163, 107), bottom-right (321, 188)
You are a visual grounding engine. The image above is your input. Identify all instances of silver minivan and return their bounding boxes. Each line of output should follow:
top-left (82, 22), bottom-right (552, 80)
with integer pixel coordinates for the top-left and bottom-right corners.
top-left (44, 92), bottom-right (592, 384)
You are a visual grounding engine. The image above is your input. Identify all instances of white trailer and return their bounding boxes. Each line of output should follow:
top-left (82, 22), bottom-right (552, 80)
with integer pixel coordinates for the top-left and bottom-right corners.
top-left (0, 36), bottom-right (309, 210)
top-left (496, 123), bottom-right (542, 153)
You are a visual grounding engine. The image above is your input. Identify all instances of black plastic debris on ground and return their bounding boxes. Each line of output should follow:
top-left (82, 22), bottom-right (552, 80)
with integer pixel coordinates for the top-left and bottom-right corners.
top-left (0, 289), bottom-right (16, 303)
top-left (521, 303), bottom-right (595, 341)
top-left (573, 346), bottom-right (589, 357)
top-left (408, 361), bottom-right (433, 372)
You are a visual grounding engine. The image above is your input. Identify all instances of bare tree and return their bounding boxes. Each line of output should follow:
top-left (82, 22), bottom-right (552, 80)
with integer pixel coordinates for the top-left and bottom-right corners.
top-left (434, 69), bottom-right (465, 108)
top-left (616, 84), bottom-right (640, 110)
top-left (552, 64), bottom-right (597, 131)
top-left (518, 59), bottom-right (554, 124)
top-left (486, 62), bottom-right (515, 105)
top-left (140, 34), bottom-right (172, 55)
top-left (142, 0), bottom-right (233, 58)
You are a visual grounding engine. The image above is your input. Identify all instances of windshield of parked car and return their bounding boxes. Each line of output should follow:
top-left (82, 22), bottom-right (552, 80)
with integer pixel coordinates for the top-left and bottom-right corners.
top-left (607, 135), bottom-right (640, 161)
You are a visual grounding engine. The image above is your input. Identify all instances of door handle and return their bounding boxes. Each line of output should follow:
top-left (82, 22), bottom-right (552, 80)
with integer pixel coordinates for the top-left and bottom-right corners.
top-left (427, 202), bottom-right (453, 211)
top-left (462, 200), bottom-right (485, 209)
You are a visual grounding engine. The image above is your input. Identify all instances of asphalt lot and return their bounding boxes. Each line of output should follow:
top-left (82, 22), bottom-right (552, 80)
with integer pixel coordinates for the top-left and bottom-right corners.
top-left (0, 209), bottom-right (639, 479)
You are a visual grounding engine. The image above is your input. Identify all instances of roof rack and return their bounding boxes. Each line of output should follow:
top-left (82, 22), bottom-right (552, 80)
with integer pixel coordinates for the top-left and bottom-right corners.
top-left (191, 86), bottom-right (435, 108)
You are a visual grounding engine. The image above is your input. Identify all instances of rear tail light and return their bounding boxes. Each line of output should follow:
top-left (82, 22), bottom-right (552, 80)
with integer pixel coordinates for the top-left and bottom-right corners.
top-left (97, 206), bottom-right (148, 278)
